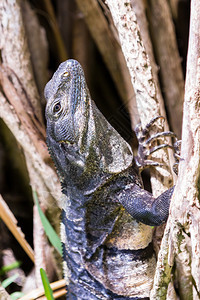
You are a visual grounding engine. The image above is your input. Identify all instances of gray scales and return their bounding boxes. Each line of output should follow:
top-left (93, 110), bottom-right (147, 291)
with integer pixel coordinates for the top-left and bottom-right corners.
top-left (45, 59), bottom-right (176, 299)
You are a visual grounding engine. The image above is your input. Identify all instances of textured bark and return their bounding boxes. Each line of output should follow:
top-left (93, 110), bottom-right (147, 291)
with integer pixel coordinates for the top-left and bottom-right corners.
top-left (0, 66), bottom-right (47, 161)
top-left (106, 0), bottom-right (173, 199)
top-left (151, 1), bottom-right (200, 298)
top-left (130, 1), bottom-right (177, 265)
top-left (21, 1), bottom-right (49, 100)
top-left (2, 249), bottom-right (26, 287)
top-left (106, 3), bottom-right (177, 297)
top-left (0, 0), bottom-right (43, 123)
top-left (130, 0), bottom-right (168, 130)
top-left (33, 205), bottom-right (55, 287)
top-left (175, 234), bottom-right (192, 300)
top-left (0, 84), bottom-right (62, 283)
top-left (0, 86), bottom-right (61, 207)
top-left (0, 0), bottom-right (63, 287)
top-left (0, 0), bottom-right (61, 205)
top-left (106, 0), bottom-right (157, 122)
top-left (169, 0), bottom-right (179, 20)
top-left (75, 0), bottom-right (138, 127)
top-left (147, 0), bottom-right (184, 138)
top-left (0, 285), bottom-right (11, 300)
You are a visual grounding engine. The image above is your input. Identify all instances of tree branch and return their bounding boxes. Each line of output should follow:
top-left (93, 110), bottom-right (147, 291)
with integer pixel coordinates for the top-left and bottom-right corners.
top-left (75, 0), bottom-right (138, 127)
top-left (151, 1), bottom-right (200, 298)
top-left (106, 0), bottom-right (173, 197)
top-left (147, 0), bottom-right (184, 138)
top-left (0, 0), bottom-right (43, 123)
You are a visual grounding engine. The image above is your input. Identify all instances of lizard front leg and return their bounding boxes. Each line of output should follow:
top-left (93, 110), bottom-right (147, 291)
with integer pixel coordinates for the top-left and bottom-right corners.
top-left (115, 182), bottom-right (174, 226)
top-left (125, 116), bottom-right (178, 225)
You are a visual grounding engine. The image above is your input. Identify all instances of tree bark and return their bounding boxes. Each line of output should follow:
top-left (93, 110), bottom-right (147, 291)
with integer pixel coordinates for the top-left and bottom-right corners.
top-left (0, 0), bottom-right (63, 286)
top-left (0, 285), bottom-right (11, 300)
top-left (0, 0), bottom-right (42, 123)
top-left (147, 0), bottom-right (184, 138)
top-left (130, 0), bottom-right (168, 130)
top-left (106, 0), bottom-right (173, 197)
top-left (151, 1), bottom-right (200, 298)
top-left (75, 0), bottom-right (138, 127)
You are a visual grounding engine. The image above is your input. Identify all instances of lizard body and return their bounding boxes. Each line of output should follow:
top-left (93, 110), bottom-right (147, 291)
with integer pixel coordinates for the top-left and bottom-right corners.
top-left (45, 59), bottom-right (174, 299)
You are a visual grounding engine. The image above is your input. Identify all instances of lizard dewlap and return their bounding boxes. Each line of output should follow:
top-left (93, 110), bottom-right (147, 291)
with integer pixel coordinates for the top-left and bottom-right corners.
top-left (45, 59), bottom-right (174, 299)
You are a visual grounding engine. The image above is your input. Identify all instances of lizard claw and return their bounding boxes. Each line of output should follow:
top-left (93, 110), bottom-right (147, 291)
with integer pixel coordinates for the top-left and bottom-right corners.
top-left (134, 116), bottom-right (179, 172)
top-left (135, 116), bottom-right (165, 141)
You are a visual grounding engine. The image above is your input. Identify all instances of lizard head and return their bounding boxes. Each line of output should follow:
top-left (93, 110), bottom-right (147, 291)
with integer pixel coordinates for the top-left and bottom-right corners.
top-left (45, 59), bottom-right (88, 146)
top-left (45, 59), bottom-right (133, 191)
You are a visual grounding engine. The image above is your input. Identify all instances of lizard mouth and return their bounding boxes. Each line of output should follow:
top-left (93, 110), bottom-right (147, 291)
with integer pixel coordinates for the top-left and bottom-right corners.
top-left (59, 139), bottom-right (84, 166)
top-left (59, 140), bottom-right (75, 147)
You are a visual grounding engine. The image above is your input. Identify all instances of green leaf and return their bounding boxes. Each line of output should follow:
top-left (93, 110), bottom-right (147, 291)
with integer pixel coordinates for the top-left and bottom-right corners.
top-left (10, 292), bottom-right (24, 300)
top-left (0, 261), bottom-right (21, 276)
top-left (1, 274), bottom-right (19, 288)
top-left (33, 191), bottom-right (62, 256)
top-left (40, 268), bottom-right (54, 300)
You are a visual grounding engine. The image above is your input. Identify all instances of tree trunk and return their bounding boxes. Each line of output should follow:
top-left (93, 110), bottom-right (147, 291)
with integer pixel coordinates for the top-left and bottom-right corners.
top-left (151, 1), bottom-right (200, 298)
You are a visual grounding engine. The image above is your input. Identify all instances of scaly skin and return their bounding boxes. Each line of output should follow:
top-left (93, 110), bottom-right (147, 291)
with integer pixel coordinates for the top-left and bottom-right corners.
top-left (45, 59), bottom-right (174, 299)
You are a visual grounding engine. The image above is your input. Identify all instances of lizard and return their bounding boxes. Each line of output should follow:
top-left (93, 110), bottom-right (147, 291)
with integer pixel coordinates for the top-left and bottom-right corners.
top-left (45, 59), bottom-right (176, 300)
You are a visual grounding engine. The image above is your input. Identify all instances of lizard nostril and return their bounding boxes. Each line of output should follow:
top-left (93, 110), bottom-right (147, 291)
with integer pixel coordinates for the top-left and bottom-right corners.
top-left (63, 71), bottom-right (70, 77)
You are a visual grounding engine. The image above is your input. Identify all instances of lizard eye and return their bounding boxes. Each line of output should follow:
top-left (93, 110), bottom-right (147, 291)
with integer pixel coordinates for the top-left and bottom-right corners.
top-left (53, 102), bottom-right (62, 113)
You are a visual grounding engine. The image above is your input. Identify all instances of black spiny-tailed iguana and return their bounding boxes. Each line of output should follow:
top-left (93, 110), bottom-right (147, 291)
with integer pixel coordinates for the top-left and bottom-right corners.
top-left (45, 59), bottom-right (176, 299)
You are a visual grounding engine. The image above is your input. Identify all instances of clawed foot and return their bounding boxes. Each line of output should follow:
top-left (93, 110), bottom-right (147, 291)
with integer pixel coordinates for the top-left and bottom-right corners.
top-left (134, 116), bottom-right (181, 173)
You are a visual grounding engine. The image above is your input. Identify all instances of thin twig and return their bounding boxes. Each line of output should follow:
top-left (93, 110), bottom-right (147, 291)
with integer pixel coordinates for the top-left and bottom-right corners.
top-left (38, 288), bottom-right (66, 299)
top-left (0, 194), bottom-right (34, 263)
top-left (42, 0), bottom-right (68, 61)
top-left (0, 65), bottom-right (48, 162)
top-left (19, 279), bottom-right (66, 300)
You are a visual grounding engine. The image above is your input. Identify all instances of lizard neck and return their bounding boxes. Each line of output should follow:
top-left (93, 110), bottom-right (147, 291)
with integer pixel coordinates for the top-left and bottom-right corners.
top-left (47, 99), bottom-right (133, 194)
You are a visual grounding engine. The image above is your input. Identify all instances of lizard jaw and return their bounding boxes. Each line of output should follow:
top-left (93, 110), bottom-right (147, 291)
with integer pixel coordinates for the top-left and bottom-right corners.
top-left (59, 139), bottom-right (84, 168)
top-left (59, 139), bottom-right (80, 153)
top-left (59, 140), bottom-right (74, 146)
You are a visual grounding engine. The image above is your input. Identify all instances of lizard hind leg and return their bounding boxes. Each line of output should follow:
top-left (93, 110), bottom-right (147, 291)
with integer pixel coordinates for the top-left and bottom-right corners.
top-left (134, 116), bottom-right (178, 172)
